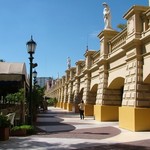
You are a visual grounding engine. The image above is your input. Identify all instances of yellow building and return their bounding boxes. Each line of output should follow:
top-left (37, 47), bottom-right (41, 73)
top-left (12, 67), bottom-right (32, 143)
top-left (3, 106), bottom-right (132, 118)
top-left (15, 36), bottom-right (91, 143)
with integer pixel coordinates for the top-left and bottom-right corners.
top-left (46, 5), bottom-right (150, 131)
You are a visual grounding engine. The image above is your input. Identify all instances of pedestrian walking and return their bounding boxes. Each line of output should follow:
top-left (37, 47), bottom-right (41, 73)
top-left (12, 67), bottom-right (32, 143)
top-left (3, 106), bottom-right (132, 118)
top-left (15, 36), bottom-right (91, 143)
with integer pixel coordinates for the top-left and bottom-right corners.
top-left (78, 100), bottom-right (85, 119)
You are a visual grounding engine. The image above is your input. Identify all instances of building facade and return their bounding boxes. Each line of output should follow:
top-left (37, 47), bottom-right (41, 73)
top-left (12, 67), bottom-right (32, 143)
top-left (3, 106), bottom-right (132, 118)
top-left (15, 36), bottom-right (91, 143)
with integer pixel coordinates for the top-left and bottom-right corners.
top-left (36, 77), bottom-right (50, 88)
top-left (46, 5), bottom-right (150, 131)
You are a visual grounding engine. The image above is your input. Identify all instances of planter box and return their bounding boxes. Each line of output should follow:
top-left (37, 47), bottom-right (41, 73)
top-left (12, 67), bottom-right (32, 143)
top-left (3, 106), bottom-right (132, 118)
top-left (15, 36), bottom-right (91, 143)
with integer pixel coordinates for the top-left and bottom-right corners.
top-left (11, 129), bottom-right (27, 136)
top-left (0, 127), bottom-right (9, 141)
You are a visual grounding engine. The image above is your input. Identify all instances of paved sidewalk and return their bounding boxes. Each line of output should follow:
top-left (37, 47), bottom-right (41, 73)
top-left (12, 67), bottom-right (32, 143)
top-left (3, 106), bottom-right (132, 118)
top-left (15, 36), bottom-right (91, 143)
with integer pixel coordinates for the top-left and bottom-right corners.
top-left (0, 107), bottom-right (150, 150)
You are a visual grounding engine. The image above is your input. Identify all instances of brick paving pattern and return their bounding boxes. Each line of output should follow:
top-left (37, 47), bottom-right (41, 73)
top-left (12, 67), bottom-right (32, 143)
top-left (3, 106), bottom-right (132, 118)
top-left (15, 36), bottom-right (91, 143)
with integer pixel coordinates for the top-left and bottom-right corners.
top-left (0, 107), bottom-right (150, 150)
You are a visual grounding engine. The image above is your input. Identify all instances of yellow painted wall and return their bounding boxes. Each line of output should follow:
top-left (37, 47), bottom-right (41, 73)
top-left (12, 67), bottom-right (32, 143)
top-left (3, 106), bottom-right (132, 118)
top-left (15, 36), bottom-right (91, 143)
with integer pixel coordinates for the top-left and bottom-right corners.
top-left (119, 106), bottom-right (150, 131)
top-left (94, 105), bottom-right (101, 121)
top-left (56, 102), bottom-right (58, 107)
top-left (84, 104), bottom-right (94, 116)
top-left (135, 108), bottom-right (150, 131)
top-left (67, 103), bottom-right (73, 111)
top-left (119, 106), bottom-right (135, 131)
top-left (94, 105), bottom-right (119, 121)
top-left (60, 102), bottom-right (63, 108)
top-left (63, 102), bottom-right (67, 110)
top-left (56, 101), bottom-right (61, 107)
top-left (58, 102), bottom-right (60, 108)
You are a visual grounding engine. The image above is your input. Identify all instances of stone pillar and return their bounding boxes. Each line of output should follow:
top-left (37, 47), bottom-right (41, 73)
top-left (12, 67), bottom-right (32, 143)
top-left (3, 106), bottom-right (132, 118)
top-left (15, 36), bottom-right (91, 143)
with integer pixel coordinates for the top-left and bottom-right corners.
top-left (63, 83), bottom-right (68, 109)
top-left (83, 50), bottom-right (96, 116)
top-left (73, 77), bottom-right (80, 113)
top-left (120, 48), bottom-right (150, 131)
top-left (60, 86), bottom-right (64, 108)
top-left (119, 5), bottom-right (150, 131)
top-left (56, 79), bottom-right (62, 107)
top-left (82, 72), bottom-right (93, 116)
top-left (63, 70), bottom-right (70, 109)
top-left (57, 88), bottom-right (61, 107)
top-left (94, 29), bottom-right (119, 121)
top-left (67, 67), bottom-right (76, 111)
top-left (96, 64), bottom-right (108, 105)
top-left (94, 62), bottom-right (119, 121)
top-left (141, 8), bottom-right (150, 36)
top-left (67, 81), bottom-right (73, 111)
top-left (73, 60), bottom-right (84, 113)
top-left (60, 76), bottom-right (65, 108)
top-left (98, 30), bottom-right (118, 60)
top-left (123, 5), bottom-right (149, 42)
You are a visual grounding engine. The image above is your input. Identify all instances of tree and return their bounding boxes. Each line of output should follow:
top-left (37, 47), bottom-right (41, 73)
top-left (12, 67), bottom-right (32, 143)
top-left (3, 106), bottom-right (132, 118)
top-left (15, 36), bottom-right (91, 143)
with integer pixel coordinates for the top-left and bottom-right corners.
top-left (47, 97), bottom-right (58, 106)
top-left (5, 88), bottom-right (25, 104)
top-left (0, 59), bottom-right (5, 62)
top-left (117, 23), bottom-right (127, 31)
top-left (5, 88), bottom-right (26, 124)
top-left (32, 86), bottom-right (45, 121)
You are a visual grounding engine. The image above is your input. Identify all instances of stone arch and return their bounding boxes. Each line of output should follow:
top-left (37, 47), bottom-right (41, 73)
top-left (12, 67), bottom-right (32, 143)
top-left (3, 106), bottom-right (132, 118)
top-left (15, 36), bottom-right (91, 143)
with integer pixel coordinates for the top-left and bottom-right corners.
top-left (107, 77), bottom-right (124, 105)
top-left (104, 77), bottom-right (125, 121)
top-left (108, 77), bottom-right (124, 89)
top-left (144, 74), bottom-right (150, 84)
top-left (84, 84), bottom-right (98, 116)
top-left (74, 88), bottom-right (84, 105)
top-left (78, 88), bottom-right (84, 102)
top-left (142, 74), bottom-right (150, 107)
top-left (74, 88), bottom-right (84, 113)
top-left (90, 84), bottom-right (98, 105)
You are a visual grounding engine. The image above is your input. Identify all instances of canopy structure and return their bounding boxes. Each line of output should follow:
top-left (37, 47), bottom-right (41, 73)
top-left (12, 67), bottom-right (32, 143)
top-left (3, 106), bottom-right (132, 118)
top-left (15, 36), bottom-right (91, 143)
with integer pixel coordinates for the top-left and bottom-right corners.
top-left (0, 62), bottom-right (28, 83)
top-left (0, 62), bottom-right (29, 98)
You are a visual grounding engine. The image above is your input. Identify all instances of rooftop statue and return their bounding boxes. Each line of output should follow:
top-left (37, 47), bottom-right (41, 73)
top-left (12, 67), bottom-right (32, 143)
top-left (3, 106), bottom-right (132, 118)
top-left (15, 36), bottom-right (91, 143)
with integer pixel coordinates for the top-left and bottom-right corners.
top-left (102, 2), bottom-right (112, 29)
top-left (67, 57), bottom-right (71, 69)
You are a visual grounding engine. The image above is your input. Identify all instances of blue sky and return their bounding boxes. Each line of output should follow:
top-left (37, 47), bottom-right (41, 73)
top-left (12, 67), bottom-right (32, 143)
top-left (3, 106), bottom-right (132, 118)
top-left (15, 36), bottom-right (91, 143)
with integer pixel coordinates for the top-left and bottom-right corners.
top-left (0, 0), bottom-right (148, 78)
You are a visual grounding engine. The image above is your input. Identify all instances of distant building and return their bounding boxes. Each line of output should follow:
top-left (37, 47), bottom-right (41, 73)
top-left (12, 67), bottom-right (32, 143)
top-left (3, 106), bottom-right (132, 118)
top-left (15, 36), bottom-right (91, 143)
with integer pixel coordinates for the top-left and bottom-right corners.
top-left (36, 77), bottom-right (50, 87)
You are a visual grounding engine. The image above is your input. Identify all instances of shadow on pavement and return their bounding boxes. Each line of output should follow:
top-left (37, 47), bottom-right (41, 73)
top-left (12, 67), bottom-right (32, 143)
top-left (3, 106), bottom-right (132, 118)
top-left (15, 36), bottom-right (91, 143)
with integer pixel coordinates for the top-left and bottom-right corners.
top-left (36, 111), bottom-right (76, 134)
top-left (43, 126), bottom-right (121, 140)
top-left (79, 142), bottom-right (150, 150)
top-left (0, 138), bottom-right (150, 150)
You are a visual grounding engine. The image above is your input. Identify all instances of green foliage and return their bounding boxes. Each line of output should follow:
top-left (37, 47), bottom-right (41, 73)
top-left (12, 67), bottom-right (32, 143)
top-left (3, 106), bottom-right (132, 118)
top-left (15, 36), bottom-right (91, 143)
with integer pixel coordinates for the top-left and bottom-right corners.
top-left (11, 125), bottom-right (36, 135)
top-left (5, 88), bottom-right (25, 103)
top-left (0, 115), bottom-right (11, 128)
top-left (33, 86), bottom-right (45, 109)
top-left (0, 59), bottom-right (5, 62)
top-left (11, 126), bottom-right (20, 131)
top-left (47, 98), bottom-right (54, 106)
top-left (5, 94), bottom-right (15, 103)
top-left (54, 97), bottom-right (58, 104)
top-left (117, 23), bottom-right (127, 31)
top-left (16, 88), bottom-right (24, 102)
top-left (47, 97), bottom-right (58, 106)
top-left (19, 125), bottom-right (34, 130)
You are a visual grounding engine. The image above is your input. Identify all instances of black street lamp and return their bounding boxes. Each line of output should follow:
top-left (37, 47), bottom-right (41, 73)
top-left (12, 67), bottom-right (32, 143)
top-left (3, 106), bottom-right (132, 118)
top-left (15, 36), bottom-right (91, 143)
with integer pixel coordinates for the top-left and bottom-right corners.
top-left (26, 36), bottom-right (37, 125)
top-left (33, 70), bottom-right (37, 87)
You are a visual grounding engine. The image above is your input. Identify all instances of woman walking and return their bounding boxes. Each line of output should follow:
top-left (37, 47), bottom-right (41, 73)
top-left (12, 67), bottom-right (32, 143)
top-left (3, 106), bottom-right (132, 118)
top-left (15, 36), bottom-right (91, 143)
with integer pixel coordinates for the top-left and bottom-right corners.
top-left (78, 100), bottom-right (85, 119)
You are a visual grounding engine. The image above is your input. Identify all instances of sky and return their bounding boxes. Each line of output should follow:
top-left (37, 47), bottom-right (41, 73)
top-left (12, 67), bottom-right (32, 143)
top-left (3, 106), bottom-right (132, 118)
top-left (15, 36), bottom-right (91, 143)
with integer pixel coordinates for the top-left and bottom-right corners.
top-left (0, 0), bottom-right (148, 79)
